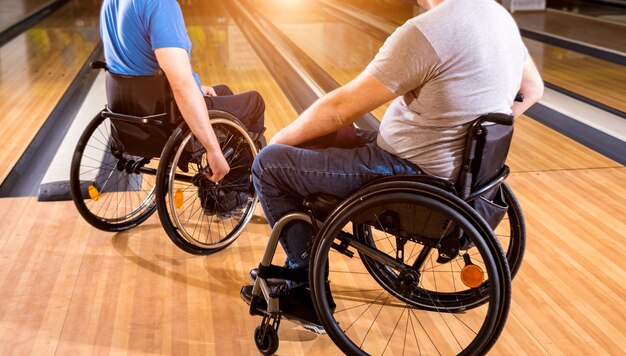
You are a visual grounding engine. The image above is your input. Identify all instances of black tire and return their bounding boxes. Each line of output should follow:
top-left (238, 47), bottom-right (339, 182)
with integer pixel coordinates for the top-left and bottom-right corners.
top-left (70, 112), bottom-right (158, 231)
top-left (309, 181), bottom-right (511, 356)
top-left (156, 111), bottom-right (258, 255)
top-left (254, 325), bottom-right (279, 355)
top-left (352, 180), bottom-right (525, 313)
top-left (500, 182), bottom-right (526, 278)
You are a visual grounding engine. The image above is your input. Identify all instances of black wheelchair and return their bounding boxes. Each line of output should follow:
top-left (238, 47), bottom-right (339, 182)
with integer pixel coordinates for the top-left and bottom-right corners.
top-left (247, 113), bottom-right (526, 355)
top-left (70, 62), bottom-right (264, 255)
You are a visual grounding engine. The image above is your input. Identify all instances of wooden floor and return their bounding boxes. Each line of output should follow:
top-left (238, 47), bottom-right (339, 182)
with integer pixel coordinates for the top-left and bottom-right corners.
top-left (0, 0), bottom-right (625, 355)
top-left (0, 120), bottom-right (624, 355)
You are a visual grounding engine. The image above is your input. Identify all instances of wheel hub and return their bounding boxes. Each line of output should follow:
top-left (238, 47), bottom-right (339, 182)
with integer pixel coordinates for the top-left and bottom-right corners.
top-left (396, 269), bottom-right (420, 297)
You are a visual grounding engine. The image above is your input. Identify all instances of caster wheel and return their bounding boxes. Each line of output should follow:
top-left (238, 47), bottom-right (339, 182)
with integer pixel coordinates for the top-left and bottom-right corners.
top-left (254, 325), bottom-right (279, 355)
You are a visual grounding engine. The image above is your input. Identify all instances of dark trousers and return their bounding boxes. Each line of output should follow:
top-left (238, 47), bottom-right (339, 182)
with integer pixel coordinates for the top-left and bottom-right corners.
top-left (204, 85), bottom-right (265, 134)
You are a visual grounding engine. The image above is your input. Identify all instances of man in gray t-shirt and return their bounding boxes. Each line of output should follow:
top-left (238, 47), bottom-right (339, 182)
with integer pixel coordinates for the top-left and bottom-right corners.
top-left (369, 0), bottom-right (530, 180)
top-left (242, 0), bottom-right (543, 330)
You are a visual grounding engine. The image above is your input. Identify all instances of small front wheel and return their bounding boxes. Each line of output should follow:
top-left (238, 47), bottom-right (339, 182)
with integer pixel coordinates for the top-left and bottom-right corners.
top-left (254, 325), bottom-right (279, 356)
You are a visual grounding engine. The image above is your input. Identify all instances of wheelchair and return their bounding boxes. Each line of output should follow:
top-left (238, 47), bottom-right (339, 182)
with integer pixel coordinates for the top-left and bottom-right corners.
top-left (247, 113), bottom-right (526, 355)
top-left (70, 62), bottom-right (264, 255)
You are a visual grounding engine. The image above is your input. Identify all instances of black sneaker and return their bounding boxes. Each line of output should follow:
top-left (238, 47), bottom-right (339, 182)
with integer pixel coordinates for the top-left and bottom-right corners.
top-left (240, 283), bottom-right (335, 334)
top-left (215, 190), bottom-right (251, 218)
top-left (240, 284), bottom-right (266, 309)
top-left (280, 284), bottom-right (329, 334)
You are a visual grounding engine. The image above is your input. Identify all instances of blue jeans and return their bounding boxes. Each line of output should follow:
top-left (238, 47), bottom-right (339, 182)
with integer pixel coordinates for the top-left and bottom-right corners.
top-left (251, 137), bottom-right (421, 269)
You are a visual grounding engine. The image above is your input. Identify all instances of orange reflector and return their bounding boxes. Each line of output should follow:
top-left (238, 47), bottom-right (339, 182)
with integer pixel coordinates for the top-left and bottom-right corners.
top-left (174, 189), bottom-right (184, 209)
top-left (461, 264), bottom-right (484, 289)
top-left (88, 185), bottom-right (100, 201)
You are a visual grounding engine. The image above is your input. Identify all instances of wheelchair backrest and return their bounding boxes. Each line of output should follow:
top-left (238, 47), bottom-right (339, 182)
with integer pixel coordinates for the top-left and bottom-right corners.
top-left (105, 70), bottom-right (181, 158)
top-left (456, 113), bottom-right (514, 229)
top-left (106, 71), bottom-right (174, 118)
top-left (457, 113), bottom-right (514, 198)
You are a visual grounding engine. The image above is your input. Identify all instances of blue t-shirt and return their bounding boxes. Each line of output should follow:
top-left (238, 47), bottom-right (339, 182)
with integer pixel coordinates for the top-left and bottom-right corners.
top-left (100, 0), bottom-right (202, 90)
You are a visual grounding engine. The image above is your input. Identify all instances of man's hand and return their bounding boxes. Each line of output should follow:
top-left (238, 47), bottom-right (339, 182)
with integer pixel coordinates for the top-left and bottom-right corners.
top-left (205, 150), bottom-right (230, 182)
top-left (202, 85), bottom-right (217, 97)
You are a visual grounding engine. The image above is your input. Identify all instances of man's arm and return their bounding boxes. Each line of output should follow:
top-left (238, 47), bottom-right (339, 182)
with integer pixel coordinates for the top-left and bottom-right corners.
top-left (155, 47), bottom-right (229, 182)
top-left (270, 71), bottom-right (397, 146)
top-left (512, 55), bottom-right (544, 118)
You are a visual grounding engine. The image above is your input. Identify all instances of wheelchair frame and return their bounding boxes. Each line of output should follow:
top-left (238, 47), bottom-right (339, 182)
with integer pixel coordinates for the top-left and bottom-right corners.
top-left (70, 62), bottom-right (263, 255)
top-left (247, 113), bottom-right (526, 355)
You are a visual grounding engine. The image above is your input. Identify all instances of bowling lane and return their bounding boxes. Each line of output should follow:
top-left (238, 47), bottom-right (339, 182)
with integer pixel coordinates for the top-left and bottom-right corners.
top-left (513, 10), bottom-right (626, 55)
top-left (524, 37), bottom-right (626, 113)
top-left (181, 1), bottom-right (298, 138)
top-left (242, 0), bottom-right (391, 120)
top-left (0, 1), bottom-right (100, 185)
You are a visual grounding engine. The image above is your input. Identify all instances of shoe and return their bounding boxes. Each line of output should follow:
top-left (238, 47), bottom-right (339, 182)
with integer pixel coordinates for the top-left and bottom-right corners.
top-left (215, 190), bottom-right (251, 218)
top-left (280, 283), bottom-right (328, 334)
top-left (240, 284), bottom-right (266, 308)
top-left (240, 282), bottom-right (335, 334)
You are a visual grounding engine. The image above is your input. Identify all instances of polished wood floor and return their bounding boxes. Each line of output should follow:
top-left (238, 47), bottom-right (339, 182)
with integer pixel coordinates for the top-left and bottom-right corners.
top-left (0, 0), bottom-right (625, 355)
top-left (0, 121), bottom-right (624, 355)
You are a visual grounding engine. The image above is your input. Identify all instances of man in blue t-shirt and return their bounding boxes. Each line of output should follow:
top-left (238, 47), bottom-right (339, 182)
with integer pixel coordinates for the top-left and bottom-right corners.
top-left (100, 0), bottom-right (265, 182)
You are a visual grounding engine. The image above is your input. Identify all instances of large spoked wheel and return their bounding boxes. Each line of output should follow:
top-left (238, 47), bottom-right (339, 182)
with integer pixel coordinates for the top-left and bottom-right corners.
top-left (156, 111), bottom-right (258, 255)
top-left (309, 182), bottom-right (511, 356)
top-left (354, 181), bottom-right (525, 313)
top-left (70, 112), bottom-right (158, 231)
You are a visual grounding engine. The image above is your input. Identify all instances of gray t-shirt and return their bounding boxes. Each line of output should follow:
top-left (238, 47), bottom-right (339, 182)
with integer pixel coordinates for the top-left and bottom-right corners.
top-left (366, 0), bottom-right (527, 181)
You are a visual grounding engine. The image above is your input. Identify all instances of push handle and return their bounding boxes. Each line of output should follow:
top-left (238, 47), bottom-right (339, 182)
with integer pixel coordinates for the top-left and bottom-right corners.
top-left (90, 61), bottom-right (107, 70)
